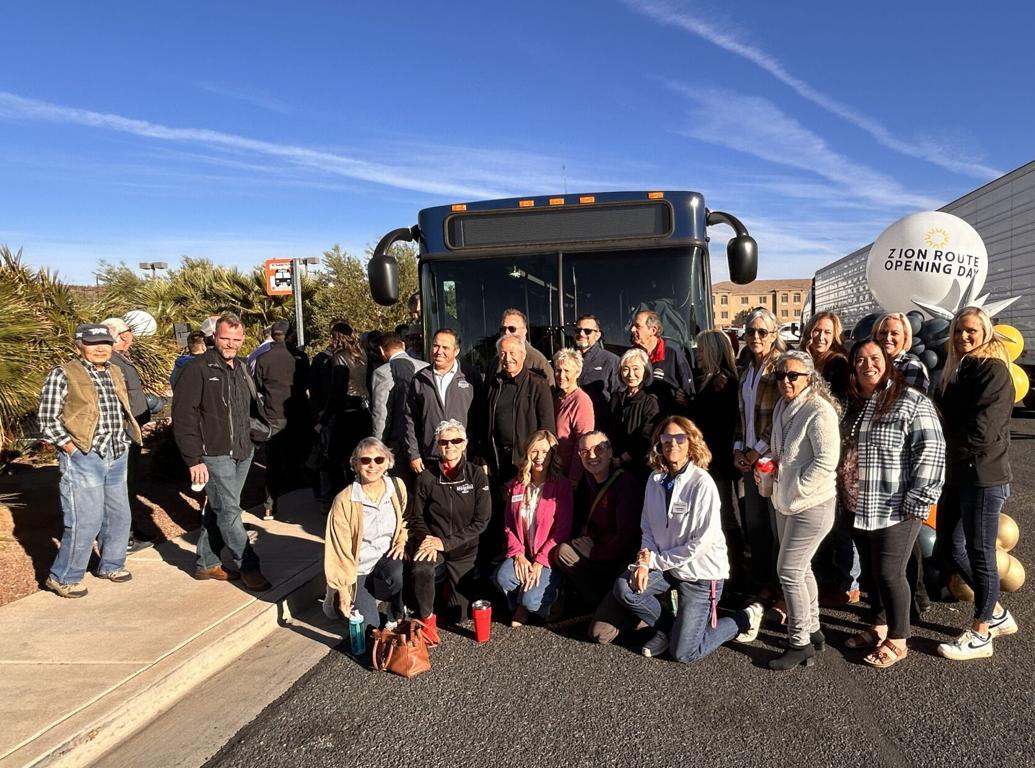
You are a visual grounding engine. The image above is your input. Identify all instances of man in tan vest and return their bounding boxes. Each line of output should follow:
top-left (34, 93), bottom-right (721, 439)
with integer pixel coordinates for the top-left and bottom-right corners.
top-left (37, 324), bottom-right (142, 598)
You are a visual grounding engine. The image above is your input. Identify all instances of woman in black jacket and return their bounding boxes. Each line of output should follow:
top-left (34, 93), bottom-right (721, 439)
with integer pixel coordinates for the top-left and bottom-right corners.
top-left (934, 307), bottom-right (1018, 661)
top-left (407, 419), bottom-right (492, 643)
top-left (610, 347), bottom-right (660, 481)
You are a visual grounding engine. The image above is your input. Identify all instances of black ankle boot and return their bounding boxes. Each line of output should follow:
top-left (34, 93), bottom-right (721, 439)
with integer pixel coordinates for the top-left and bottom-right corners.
top-left (810, 629), bottom-right (826, 652)
top-left (768, 642), bottom-right (816, 671)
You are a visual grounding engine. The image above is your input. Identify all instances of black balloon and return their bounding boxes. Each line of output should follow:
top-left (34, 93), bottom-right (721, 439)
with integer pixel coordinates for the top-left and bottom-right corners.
top-left (906, 311), bottom-right (924, 336)
top-left (911, 342), bottom-right (925, 356)
top-left (852, 312), bottom-right (881, 341)
top-left (921, 349), bottom-right (938, 369)
top-left (920, 318), bottom-right (949, 342)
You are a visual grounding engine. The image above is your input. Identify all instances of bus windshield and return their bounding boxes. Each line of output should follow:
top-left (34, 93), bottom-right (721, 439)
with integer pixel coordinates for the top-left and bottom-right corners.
top-left (423, 246), bottom-right (707, 373)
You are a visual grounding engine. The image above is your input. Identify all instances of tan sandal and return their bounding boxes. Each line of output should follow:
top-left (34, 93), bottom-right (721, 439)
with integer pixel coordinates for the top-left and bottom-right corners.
top-left (863, 641), bottom-right (908, 668)
top-left (845, 626), bottom-right (887, 649)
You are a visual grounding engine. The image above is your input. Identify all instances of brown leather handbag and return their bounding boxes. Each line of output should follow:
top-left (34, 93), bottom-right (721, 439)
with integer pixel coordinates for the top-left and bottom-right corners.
top-left (370, 620), bottom-right (432, 678)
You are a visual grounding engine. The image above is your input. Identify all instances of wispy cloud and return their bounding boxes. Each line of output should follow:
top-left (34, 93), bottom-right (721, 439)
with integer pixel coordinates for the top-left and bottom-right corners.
top-left (197, 81), bottom-right (294, 114)
top-left (666, 82), bottom-right (944, 211)
top-left (622, 0), bottom-right (1002, 180)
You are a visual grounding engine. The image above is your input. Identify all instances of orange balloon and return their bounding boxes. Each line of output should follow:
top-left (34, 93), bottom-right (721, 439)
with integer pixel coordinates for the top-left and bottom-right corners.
top-left (995, 324), bottom-right (1024, 361)
top-left (1010, 362), bottom-right (1029, 404)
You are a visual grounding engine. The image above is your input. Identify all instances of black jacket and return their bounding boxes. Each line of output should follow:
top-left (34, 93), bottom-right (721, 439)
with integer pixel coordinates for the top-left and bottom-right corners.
top-left (578, 342), bottom-right (622, 426)
top-left (253, 341), bottom-right (297, 427)
top-left (407, 460), bottom-right (492, 557)
top-left (172, 349), bottom-right (257, 466)
top-left (935, 356), bottom-right (1013, 487)
top-left (111, 351), bottom-right (149, 421)
top-left (610, 388), bottom-right (660, 470)
top-left (689, 369), bottom-right (738, 480)
top-left (484, 366), bottom-right (556, 474)
top-left (404, 362), bottom-right (481, 462)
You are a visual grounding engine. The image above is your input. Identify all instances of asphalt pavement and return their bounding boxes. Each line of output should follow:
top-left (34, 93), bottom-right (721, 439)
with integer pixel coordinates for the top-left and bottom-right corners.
top-left (204, 416), bottom-right (1035, 768)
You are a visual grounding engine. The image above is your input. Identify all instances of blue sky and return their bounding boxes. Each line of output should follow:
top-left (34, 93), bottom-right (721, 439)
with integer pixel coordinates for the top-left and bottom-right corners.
top-left (2, 1), bottom-right (1032, 284)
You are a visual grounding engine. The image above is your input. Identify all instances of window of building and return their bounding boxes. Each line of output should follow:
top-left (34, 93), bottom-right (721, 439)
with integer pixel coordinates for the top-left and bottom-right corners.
top-left (781, 293), bottom-right (788, 302)
top-left (720, 311), bottom-right (728, 319)
top-left (781, 309), bottom-right (789, 317)
top-left (740, 296), bottom-right (748, 305)
top-left (793, 292), bottom-right (801, 302)
top-left (758, 296), bottom-right (767, 304)
top-left (720, 295), bottom-right (728, 305)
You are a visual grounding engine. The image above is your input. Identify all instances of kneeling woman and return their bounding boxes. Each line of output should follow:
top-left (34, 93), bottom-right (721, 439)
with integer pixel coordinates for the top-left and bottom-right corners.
top-left (323, 437), bottom-right (407, 632)
top-left (408, 419), bottom-right (492, 643)
top-left (610, 416), bottom-right (764, 662)
top-left (494, 430), bottom-right (573, 626)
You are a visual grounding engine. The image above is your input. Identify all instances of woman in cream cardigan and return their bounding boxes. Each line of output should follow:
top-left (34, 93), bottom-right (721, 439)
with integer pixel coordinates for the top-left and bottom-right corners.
top-left (323, 437), bottom-right (408, 633)
top-left (760, 350), bottom-right (841, 671)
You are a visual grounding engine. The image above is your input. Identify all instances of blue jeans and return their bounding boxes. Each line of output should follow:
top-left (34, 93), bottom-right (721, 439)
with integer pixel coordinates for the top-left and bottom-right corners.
top-left (352, 556), bottom-right (405, 632)
top-left (493, 557), bottom-right (561, 615)
top-left (939, 484), bottom-right (1010, 622)
top-left (51, 449), bottom-right (131, 583)
top-left (613, 569), bottom-right (743, 664)
top-left (196, 453), bottom-right (260, 572)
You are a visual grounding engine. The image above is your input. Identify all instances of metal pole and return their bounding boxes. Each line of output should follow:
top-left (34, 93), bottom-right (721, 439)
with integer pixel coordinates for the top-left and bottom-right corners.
top-left (292, 258), bottom-right (305, 346)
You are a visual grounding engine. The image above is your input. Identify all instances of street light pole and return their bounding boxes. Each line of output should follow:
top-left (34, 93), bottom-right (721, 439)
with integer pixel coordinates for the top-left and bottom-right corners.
top-left (138, 261), bottom-right (168, 279)
top-left (291, 257), bottom-right (319, 346)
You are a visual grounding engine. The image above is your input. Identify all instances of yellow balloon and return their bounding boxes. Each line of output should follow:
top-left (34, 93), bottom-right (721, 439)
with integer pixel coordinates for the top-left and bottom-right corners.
top-left (998, 513), bottom-right (1020, 551)
top-left (948, 573), bottom-right (974, 602)
top-left (1010, 363), bottom-right (1029, 404)
top-left (995, 324), bottom-right (1024, 361)
top-left (1001, 555), bottom-right (1026, 592)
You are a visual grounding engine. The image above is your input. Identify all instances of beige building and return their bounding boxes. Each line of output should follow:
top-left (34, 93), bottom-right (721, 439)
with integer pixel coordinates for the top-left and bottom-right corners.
top-left (711, 279), bottom-right (811, 329)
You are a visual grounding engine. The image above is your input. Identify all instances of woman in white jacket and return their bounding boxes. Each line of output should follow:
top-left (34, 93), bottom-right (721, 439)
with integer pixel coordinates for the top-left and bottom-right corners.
top-left (762, 351), bottom-right (841, 670)
top-left (612, 415), bottom-right (765, 662)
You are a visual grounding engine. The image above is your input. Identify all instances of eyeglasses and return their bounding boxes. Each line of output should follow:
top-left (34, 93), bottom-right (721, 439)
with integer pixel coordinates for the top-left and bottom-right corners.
top-left (575, 327), bottom-right (599, 336)
top-left (357, 456), bottom-right (387, 466)
top-left (437, 437), bottom-right (466, 446)
top-left (499, 325), bottom-right (521, 334)
top-left (774, 371), bottom-right (808, 382)
top-left (578, 441), bottom-right (611, 457)
top-left (744, 328), bottom-right (770, 338)
top-left (658, 433), bottom-right (689, 446)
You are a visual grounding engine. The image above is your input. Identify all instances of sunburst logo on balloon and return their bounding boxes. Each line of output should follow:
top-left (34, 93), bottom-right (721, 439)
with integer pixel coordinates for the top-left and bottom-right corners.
top-left (924, 227), bottom-right (950, 248)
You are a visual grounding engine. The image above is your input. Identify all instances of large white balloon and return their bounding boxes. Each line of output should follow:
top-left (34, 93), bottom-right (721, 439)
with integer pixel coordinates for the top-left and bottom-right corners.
top-left (124, 309), bottom-right (158, 337)
top-left (866, 212), bottom-right (987, 315)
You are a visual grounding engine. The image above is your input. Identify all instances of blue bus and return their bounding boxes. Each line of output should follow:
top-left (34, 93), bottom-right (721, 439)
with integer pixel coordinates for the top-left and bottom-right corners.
top-left (368, 190), bottom-right (757, 371)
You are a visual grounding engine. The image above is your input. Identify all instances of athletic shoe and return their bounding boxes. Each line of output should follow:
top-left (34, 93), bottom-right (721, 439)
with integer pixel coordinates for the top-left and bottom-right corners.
top-left (641, 630), bottom-right (669, 658)
top-left (988, 609), bottom-right (1018, 638)
top-left (96, 568), bottom-right (133, 583)
top-left (937, 629), bottom-right (993, 660)
top-left (45, 576), bottom-right (88, 598)
top-left (735, 602), bottom-right (765, 643)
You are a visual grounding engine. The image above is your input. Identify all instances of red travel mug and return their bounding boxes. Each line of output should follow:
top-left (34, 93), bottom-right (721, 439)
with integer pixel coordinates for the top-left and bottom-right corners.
top-left (471, 599), bottom-right (492, 643)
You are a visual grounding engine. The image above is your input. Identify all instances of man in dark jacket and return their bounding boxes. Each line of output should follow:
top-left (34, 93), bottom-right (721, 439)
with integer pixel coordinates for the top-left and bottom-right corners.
top-left (371, 332), bottom-right (428, 482)
top-left (253, 320), bottom-right (306, 520)
top-left (172, 312), bottom-right (270, 591)
top-left (630, 309), bottom-right (694, 411)
top-left (404, 328), bottom-right (481, 473)
top-left (573, 313), bottom-right (622, 425)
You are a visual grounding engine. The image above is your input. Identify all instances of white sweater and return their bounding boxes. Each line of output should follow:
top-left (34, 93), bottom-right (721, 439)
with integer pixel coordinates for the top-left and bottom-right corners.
top-left (642, 463), bottom-right (729, 582)
top-left (769, 391), bottom-right (840, 515)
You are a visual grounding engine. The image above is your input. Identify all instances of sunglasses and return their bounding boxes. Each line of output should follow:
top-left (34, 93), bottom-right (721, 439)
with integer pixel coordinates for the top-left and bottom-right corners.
top-left (578, 441), bottom-right (611, 457)
top-left (437, 437), bottom-right (466, 446)
top-left (575, 327), bottom-right (599, 336)
top-left (744, 328), bottom-right (770, 338)
top-left (357, 456), bottom-right (387, 466)
top-left (774, 371), bottom-right (808, 382)
top-left (658, 433), bottom-right (689, 446)
top-left (499, 325), bottom-right (521, 334)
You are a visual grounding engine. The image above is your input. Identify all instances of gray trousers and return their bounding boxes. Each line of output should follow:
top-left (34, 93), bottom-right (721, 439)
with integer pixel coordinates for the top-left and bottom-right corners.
top-left (774, 497), bottom-right (836, 647)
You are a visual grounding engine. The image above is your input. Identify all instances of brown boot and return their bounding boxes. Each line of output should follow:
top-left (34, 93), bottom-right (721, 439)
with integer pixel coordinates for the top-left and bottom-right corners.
top-left (240, 569), bottom-right (272, 591)
top-left (195, 565), bottom-right (240, 581)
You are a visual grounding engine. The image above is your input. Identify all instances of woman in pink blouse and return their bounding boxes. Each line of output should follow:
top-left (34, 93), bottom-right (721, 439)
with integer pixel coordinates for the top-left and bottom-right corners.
top-left (493, 430), bottom-right (574, 626)
top-left (553, 348), bottom-right (595, 483)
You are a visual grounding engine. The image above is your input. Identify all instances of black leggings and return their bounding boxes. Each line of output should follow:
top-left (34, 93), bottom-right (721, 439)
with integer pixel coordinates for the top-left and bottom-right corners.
top-left (853, 518), bottom-right (922, 640)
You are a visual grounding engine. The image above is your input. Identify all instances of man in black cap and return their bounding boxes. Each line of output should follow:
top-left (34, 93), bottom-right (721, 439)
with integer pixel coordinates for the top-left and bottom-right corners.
top-left (37, 324), bottom-right (142, 598)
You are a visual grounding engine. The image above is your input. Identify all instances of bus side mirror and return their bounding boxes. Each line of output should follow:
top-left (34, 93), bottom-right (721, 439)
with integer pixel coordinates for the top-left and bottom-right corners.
top-left (727, 234), bottom-right (758, 284)
top-left (367, 227), bottom-right (418, 306)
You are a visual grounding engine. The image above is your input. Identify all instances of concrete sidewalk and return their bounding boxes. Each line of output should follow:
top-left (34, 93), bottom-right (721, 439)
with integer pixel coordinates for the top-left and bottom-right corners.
top-left (0, 488), bottom-right (335, 768)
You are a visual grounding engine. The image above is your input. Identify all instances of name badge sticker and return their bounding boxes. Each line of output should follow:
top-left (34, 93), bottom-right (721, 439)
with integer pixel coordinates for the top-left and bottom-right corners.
top-left (511, 494), bottom-right (524, 503)
top-left (671, 502), bottom-right (689, 515)
top-left (457, 380), bottom-right (470, 389)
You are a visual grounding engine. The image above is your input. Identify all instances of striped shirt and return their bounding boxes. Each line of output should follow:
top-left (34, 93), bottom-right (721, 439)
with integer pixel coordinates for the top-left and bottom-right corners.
top-left (849, 383), bottom-right (945, 531)
top-left (894, 353), bottom-right (930, 394)
top-left (38, 358), bottom-right (129, 458)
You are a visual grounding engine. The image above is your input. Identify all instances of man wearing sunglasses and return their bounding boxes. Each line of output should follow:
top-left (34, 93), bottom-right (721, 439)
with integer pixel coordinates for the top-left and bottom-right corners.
top-left (491, 308), bottom-right (555, 387)
top-left (573, 313), bottom-right (621, 425)
top-left (630, 310), bottom-right (694, 411)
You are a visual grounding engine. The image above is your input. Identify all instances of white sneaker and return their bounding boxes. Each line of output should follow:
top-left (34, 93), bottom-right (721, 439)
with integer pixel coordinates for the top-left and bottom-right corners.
top-left (937, 629), bottom-right (993, 660)
top-left (735, 602), bottom-right (765, 643)
top-left (321, 586), bottom-right (339, 621)
top-left (988, 609), bottom-right (1018, 638)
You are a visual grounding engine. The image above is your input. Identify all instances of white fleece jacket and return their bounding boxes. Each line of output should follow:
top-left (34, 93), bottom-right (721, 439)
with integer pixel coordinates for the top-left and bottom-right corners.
top-left (769, 391), bottom-right (840, 515)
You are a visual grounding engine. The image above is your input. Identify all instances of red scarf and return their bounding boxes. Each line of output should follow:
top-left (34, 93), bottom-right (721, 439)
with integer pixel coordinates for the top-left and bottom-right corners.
top-left (647, 336), bottom-right (666, 365)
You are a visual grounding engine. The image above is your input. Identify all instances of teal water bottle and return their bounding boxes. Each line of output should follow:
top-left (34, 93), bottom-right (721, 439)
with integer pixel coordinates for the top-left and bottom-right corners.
top-left (348, 609), bottom-right (366, 656)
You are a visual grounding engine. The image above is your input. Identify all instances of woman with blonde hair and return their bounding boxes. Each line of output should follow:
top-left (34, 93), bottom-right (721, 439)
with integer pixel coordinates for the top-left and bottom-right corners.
top-left (323, 437), bottom-right (407, 633)
top-left (605, 416), bottom-right (764, 662)
top-left (494, 430), bottom-right (573, 626)
top-left (801, 311), bottom-right (850, 400)
top-left (552, 347), bottom-right (595, 481)
top-left (734, 307), bottom-right (787, 597)
top-left (872, 312), bottom-right (929, 393)
top-left (934, 307), bottom-right (1019, 660)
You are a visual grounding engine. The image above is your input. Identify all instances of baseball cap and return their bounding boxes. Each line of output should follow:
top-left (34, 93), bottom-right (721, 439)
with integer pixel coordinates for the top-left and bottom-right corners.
top-left (75, 324), bottom-right (115, 344)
